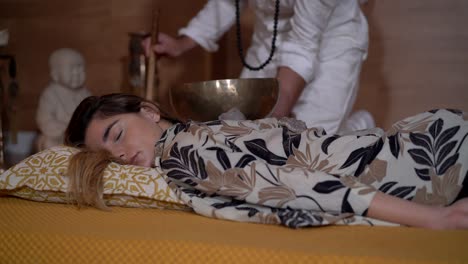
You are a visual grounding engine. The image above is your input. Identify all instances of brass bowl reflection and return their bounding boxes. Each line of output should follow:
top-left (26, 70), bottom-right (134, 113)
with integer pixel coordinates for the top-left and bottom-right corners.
top-left (170, 78), bottom-right (279, 122)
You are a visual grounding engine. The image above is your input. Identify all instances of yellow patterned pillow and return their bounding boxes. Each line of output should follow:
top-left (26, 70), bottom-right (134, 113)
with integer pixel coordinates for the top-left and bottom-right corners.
top-left (0, 145), bottom-right (187, 210)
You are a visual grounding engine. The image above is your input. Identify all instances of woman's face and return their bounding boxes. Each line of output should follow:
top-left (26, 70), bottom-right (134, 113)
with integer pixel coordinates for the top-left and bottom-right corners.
top-left (84, 108), bottom-right (163, 167)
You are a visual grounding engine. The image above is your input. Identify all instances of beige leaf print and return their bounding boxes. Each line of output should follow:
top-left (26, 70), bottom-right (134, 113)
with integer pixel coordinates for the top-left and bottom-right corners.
top-left (187, 124), bottom-right (216, 142)
top-left (359, 159), bottom-right (388, 185)
top-left (322, 212), bottom-right (354, 224)
top-left (258, 212), bottom-right (281, 225)
top-left (413, 164), bottom-right (462, 206)
top-left (219, 121), bottom-right (253, 137)
top-left (388, 117), bottom-right (432, 156)
top-left (412, 186), bottom-right (445, 206)
top-left (286, 145), bottom-right (315, 169)
top-left (431, 174), bottom-right (444, 202)
top-left (388, 116), bottom-right (432, 135)
top-left (258, 185), bottom-right (296, 207)
top-left (197, 161), bottom-right (223, 194)
top-left (162, 142), bottom-right (175, 160)
top-left (440, 163), bottom-right (462, 204)
top-left (405, 120), bottom-right (431, 133)
top-left (217, 164), bottom-right (256, 200)
top-left (283, 145), bottom-right (337, 175)
top-left (258, 121), bottom-right (276, 130)
top-left (341, 175), bottom-right (375, 195)
top-left (316, 159), bottom-right (338, 174)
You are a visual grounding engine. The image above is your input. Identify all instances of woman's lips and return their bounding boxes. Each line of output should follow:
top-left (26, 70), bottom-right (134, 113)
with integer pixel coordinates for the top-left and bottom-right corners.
top-left (129, 152), bottom-right (141, 166)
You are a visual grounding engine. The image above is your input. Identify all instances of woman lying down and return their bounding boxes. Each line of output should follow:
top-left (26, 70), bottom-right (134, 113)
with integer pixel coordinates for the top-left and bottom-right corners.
top-left (64, 93), bottom-right (468, 229)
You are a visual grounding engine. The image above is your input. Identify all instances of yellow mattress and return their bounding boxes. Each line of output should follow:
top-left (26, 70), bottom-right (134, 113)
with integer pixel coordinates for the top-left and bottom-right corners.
top-left (1, 197), bottom-right (467, 264)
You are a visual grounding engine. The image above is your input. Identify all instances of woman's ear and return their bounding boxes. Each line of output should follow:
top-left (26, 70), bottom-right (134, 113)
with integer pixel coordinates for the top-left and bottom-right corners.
top-left (140, 102), bottom-right (161, 122)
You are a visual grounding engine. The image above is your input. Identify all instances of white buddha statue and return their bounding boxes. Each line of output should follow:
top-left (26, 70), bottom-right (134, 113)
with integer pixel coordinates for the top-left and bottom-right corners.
top-left (0, 29), bottom-right (8, 46)
top-left (36, 48), bottom-right (92, 150)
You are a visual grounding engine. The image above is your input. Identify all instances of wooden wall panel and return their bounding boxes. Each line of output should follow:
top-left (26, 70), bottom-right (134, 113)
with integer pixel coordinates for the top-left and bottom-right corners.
top-left (356, 0), bottom-right (468, 128)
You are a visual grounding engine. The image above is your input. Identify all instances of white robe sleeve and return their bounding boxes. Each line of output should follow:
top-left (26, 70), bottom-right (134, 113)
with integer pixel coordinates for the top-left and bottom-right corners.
top-left (278, 0), bottom-right (339, 83)
top-left (178, 0), bottom-right (247, 52)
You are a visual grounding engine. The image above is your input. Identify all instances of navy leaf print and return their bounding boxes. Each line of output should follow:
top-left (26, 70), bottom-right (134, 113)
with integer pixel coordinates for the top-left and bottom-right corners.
top-left (438, 153), bottom-right (459, 175)
top-left (378, 182), bottom-right (397, 193)
top-left (363, 138), bottom-right (384, 168)
top-left (162, 143), bottom-right (208, 181)
top-left (170, 142), bottom-right (181, 159)
top-left (184, 179), bottom-right (197, 187)
top-left (341, 189), bottom-right (354, 213)
top-left (429, 118), bottom-right (443, 139)
top-left (236, 206), bottom-right (260, 217)
top-left (189, 151), bottom-right (198, 176)
top-left (388, 133), bottom-right (400, 159)
top-left (166, 169), bottom-right (193, 180)
top-left (362, 209), bottom-right (369, 217)
top-left (225, 139), bottom-right (242, 152)
top-left (205, 120), bottom-right (222, 126)
top-left (244, 138), bottom-right (287, 165)
top-left (389, 186), bottom-right (415, 199)
top-left (180, 145), bottom-right (192, 165)
top-left (217, 148), bottom-right (231, 170)
top-left (277, 209), bottom-right (320, 228)
top-left (408, 149), bottom-right (433, 166)
top-left (282, 127), bottom-right (301, 157)
top-left (447, 109), bottom-right (463, 115)
top-left (212, 199), bottom-right (244, 209)
top-left (321, 135), bottom-right (339, 155)
top-left (173, 123), bottom-right (190, 134)
top-left (339, 148), bottom-right (368, 170)
top-left (198, 155), bottom-right (207, 179)
top-left (435, 126), bottom-right (460, 152)
top-left (235, 154), bottom-right (256, 168)
top-left (207, 146), bottom-right (232, 170)
top-left (161, 159), bottom-right (187, 171)
top-left (436, 141), bottom-right (456, 165)
top-left (312, 180), bottom-right (345, 194)
top-left (182, 188), bottom-right (204, 197)
top-left (407, 119), bottom-right (462, 176)
top-left (415, 168), bottom-right (430, 181)
top-left (313, 130), bottom-right (323, 138)
top-left (339, 139), bottom-right (383, 176)
top-left (409, 133), bottom-right (432, 152)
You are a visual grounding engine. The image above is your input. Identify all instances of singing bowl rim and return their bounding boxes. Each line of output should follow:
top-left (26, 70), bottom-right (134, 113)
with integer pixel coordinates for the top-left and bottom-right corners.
top-left (183, 77), bottom-right (277, 86)
top-left (170, 78), bottom-right (279, 122)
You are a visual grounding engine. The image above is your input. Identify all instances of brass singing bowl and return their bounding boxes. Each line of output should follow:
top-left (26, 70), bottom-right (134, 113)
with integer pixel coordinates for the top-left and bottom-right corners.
top-left (170, 78), bottom-right (279, 122)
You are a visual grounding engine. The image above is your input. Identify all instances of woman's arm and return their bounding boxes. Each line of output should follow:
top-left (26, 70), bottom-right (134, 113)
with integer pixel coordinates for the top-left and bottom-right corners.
top-left (177, 0), bottom-right (241, 52)
top-left (151, 33), bottom-right (198, 57)
top-left (368, 191), bottom-right (468, 229)
top-left (148, 0), bottom-right (243, 57)
top-left (270, 66), bottom-right (306, 118)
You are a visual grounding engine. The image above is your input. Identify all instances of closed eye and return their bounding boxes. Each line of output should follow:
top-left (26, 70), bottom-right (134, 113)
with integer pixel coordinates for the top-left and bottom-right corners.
top-left (115, 130), bottom-right (123, 142)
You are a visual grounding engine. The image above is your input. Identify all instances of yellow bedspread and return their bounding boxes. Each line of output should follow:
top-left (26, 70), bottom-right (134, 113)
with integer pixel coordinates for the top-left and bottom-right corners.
top-left (1, 197), bottom-right (467, 264)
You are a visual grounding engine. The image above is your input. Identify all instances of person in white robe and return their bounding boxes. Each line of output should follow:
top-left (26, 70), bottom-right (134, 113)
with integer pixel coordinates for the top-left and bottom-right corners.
top-left (150, 0), bottom-right (374, 134)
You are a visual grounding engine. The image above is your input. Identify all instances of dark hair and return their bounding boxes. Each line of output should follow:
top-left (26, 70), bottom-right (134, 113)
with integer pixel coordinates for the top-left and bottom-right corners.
top-left (64, 93), bottom-right (174, 147)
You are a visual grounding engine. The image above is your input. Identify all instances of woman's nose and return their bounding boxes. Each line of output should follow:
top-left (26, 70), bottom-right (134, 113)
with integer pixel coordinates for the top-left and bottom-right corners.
top-left (118, 152), bottom-right (128, 163)
top-left (110, 147), bottom-right (127, 163)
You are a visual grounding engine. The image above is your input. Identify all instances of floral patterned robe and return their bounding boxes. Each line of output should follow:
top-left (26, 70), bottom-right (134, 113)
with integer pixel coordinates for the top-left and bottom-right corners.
top-left (154, 109), bottom-right (468, 228)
